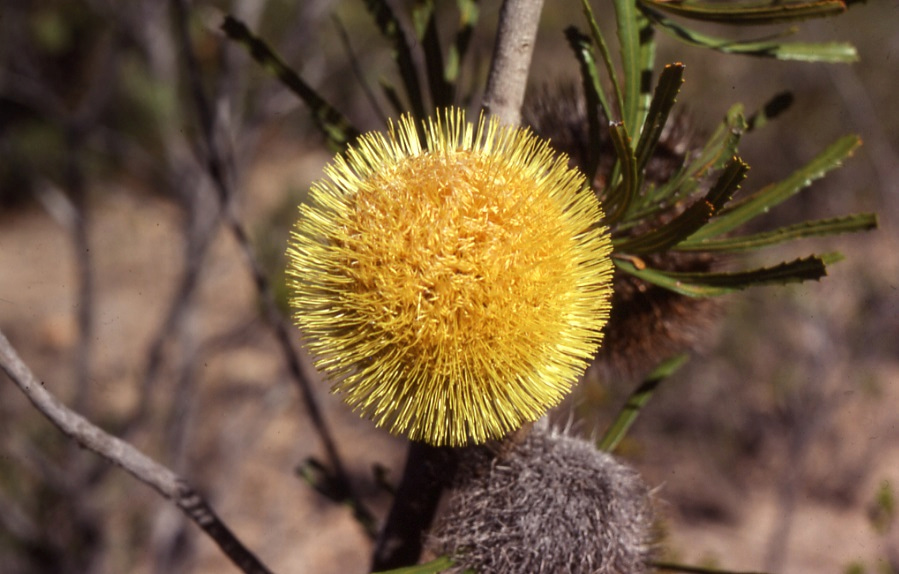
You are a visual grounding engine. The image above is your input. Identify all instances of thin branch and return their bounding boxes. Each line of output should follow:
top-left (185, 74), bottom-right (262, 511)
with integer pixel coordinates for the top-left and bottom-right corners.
top-left (481, 0), bottom-right (546, 126)
top-left (0, 329), bottom-right (274, 574)
top-left (370, 443), bottom-right (460, 571)
top-left (169, 0), bottom-right (370, 523)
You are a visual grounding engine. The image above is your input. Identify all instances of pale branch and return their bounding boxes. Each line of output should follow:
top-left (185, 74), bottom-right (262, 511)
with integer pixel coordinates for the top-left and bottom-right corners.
top-left (0, 329), bottom-right (274, 574)
top-left (482, 0), bottom-right (546, 126)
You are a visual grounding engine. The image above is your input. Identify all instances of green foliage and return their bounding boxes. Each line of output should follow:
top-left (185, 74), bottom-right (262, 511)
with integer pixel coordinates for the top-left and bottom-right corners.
top-left (566, 0), bottom-right (875, 297)
top-left (372, 555), bottom-right (456, 574)
top-left (598, 353), bottom-right (689, 452)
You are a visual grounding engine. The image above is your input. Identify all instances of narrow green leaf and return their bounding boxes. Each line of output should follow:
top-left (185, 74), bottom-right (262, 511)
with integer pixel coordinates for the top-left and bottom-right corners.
top-left (566, 26), bottom-right (611, 182)
top-left (613, 0), bottom-right (642, 131)
top-left (638, 0), bottom-right (848, 25)
top-left (598, 354), bottom-right (689, 452)
top-left (746, 92), bottom-right (794, 132)
top-left (635, 62), bottom-right (685, 173)
top-left (614, 254), bottom-right (829, 297)
top-left (410, 0), bottom-right (434, 38)
top-left (617, 157), bottom-right (749, 254)
top-left (637, 104), bottom-right (745, 216)
top-left (636, 13), bottom-right (656, 128)
top-left (677, 213), bottom-right (877, 252)
top-left (605, 122), bottom-right (639, 225)
top-left (690, 135), bottom-right (861, 240)
top-left (580, 0), bottom-right (625, 120)
top-left (419, 7), bottom-right (455, 107)
top-left (641, 7), bottom-right (857, 62)
top-left (364, 0), bottom-right (427, 120)
top-left (653, 560), bottom-right (772, 574)
top-left (445, 0), bottom-right (480, 84)
top-left (373, 556), bottom-right (455, 574)
top-left (220, 16), bottom-right (359, 150)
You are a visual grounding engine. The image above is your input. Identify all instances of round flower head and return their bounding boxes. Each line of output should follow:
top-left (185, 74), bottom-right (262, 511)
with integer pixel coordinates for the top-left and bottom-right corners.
top-left (287, 108), bottom-right (613, 446)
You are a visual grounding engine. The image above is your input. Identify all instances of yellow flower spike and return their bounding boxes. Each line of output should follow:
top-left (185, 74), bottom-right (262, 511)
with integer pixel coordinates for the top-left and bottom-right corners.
top-left (287, 108), bottom-right (614, 447)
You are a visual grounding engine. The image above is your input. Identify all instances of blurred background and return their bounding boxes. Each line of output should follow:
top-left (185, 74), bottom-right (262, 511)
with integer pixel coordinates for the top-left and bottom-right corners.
top-left (0, 1), bottom-right (896, 573)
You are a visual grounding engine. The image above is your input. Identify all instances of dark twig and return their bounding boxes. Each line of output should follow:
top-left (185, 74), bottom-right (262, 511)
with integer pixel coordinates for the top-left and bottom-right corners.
top-left (370, 443), bottom-right (460, 571)
top-left (170, 0), bottom-right (368, 522)
top-left (0, 329), bottom-right (274, 574)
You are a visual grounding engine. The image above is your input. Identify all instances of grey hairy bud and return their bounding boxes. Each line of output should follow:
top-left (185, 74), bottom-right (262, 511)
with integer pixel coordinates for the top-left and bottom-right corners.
top-left (428, 425), bottom-right (654, 573)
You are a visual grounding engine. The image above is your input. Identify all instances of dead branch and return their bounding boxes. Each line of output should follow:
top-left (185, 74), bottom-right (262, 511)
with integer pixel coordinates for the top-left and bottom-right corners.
top-left (0, 329), bottom-right (274, 574)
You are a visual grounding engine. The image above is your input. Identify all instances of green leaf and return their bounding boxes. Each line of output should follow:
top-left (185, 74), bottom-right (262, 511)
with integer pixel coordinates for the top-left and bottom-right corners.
top-left (632, 104), bottom-right (745, 222)
top-left (580, 0), bottom-right (625, 121)
top-left (598, 354), bottom-right (689, 452)
top-left (690, 135), bottom-right (861, 241)
top-left (220, 16), bottom-right (359, 151)
top-left (677, 213), bottom-right (877, 252)
top-left (642, 6), bottom-right (858, 62)
top-left (445, 0), bottom-right (480, 85)
top-left (364, 0), bottom-right (427, 121)
top-left (653, 560), bottom-right (772, 574)
top-left (746, 92), bottom-right (794, 132)
top-left (638, 0), bottom-right (848, 25)
top-left (616, 157), bottom-right (749, 254)
top-left (613, 0), bottom-right (643, 131)
top-left (566, 26), bottom-right (610, 182)
top-left (414, 1), bottom-right (455, 107)
top-left (635, 62), bottom-right (685, 174)
top-left (636, 13), bottom-right (656, 128)
top-left (373, 556), bottom-right (455, 574)
top-left (614, 254), bottom-right (830, 297)
top-left (605, 122), bottom-right (639, 225)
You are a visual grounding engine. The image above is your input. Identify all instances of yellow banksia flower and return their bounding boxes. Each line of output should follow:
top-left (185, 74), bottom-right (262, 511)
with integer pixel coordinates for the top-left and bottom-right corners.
top-left (286, 108), bottom-right (613, 446)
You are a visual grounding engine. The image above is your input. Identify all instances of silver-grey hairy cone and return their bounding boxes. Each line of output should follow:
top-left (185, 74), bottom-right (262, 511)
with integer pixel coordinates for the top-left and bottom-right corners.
top-left (429, 425), bottom-right (654, 573)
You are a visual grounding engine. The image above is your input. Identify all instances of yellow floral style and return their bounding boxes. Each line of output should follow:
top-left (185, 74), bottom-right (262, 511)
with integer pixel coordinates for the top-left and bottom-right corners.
top-left (287, 108), bottom-right (613, 446)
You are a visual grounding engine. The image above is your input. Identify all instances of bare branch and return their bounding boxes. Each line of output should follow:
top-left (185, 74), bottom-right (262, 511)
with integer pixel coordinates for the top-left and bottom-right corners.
top-left (169, 0), bottom-right (371, 524)
top-left (482, 0), bottom-right (546, 126)
top-left (0, 329), bottom-right (274, 574)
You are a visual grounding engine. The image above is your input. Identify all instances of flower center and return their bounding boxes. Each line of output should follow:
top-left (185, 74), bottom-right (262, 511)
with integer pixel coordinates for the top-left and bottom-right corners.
top-left (341, 149), bottom-right (577, 377)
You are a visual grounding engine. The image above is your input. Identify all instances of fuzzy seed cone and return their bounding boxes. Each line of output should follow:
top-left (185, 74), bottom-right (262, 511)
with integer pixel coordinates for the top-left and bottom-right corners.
top-left (287, 109), bottom-right (614, 446)
top-left (429, 424), bottom-right (654, 573)
top-left (525, 85), bottom-right (721, 380)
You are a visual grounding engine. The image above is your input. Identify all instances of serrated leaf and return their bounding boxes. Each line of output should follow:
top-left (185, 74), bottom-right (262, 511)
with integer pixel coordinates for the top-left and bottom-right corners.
top-left (746, 91), bottom-right (794, 132)
top-left (617, 157), bottom-right (749, 253)
top-left (364, 0), bottom-right (427, 120)
top-left (638, 0), bottom-right (848, 25)
top-left (580, 0), bottom-right (625, 121)
top-left (373, 556), bottom-right (455, 574)
top-left (598, 354), bottom-right (689, 452)
top-left (566, 26), bottom-right (610, 183)
top-left (636, 14), bottom-right (656, 128)
top-left (642, 6), bottom-right (858, 62)
top-left (614, 254), bottom-right (830, 297)
top-left (220, 16), bottom-right (359, 150)
top-left (613, 0), bottom-right (643, 131)
top-left (635, 62), bottom-right (685, 174)
top-left (635, 104), bottom-right (745, 215)
top-left (605, 122), bottom-right (639, 224)
top-left (690, 134), bottom-right (861, 241)
top-left (677, 213), bottom-right (877, 252)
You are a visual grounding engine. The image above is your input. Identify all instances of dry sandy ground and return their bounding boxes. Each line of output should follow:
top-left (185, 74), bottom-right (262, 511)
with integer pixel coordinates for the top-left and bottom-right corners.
top-left (1, 141), bottom-right (897, 573)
